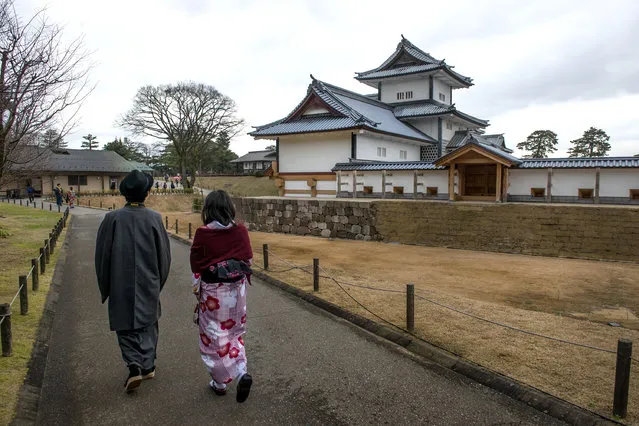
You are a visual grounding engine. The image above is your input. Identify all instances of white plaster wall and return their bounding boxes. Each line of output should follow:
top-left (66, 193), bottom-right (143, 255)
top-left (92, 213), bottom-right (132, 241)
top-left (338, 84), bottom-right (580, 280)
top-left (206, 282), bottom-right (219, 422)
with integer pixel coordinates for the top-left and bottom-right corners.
top-left (599, 169), bottom-right (639, 197)
top-left (410, 118), bottom-right (438, 140)
top-left (420, 170), bottom-right (448, 194)
top-left (551, 169), bottom-right (597, 196)
top-left (357, 133), bottom-right (421, 161)
top-left (360, 173), bottom-right (383, 193)
top-left (316, 180), bottom-right (337, 192)
top-left (508, 169), bottom-right (548, 195)
top-left (433, 78), bottom-right (451, 104)
top-left (380, 78), bottom-right (429, 103)
top-left (279, 133), bottom-right (350, 173)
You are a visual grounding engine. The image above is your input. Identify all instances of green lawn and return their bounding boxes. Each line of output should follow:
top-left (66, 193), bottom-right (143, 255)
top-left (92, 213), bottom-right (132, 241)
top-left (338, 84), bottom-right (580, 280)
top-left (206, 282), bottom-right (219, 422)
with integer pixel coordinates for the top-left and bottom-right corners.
top-left (0, 203), bottom-right (66, 425)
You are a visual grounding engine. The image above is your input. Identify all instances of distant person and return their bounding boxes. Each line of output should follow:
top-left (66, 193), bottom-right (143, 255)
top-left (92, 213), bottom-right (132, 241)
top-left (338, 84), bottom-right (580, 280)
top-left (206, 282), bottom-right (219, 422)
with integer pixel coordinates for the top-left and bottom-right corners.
top-left (162, 181), bottom-right (167, 191)
top-left (67, 187), bottom-right (77, 208)
top-left (53, 183), bottom-right (64, 207)
top-left (154, 181), bottom-right (159, 191)
top-left (170, 181), bottom-right (175, 191)
top-left (190, 190), bottom-right (253, 402)
top-left (95, 170), bottom-right (172, 393)
top-left (26, 184), bottom-right (35, 203)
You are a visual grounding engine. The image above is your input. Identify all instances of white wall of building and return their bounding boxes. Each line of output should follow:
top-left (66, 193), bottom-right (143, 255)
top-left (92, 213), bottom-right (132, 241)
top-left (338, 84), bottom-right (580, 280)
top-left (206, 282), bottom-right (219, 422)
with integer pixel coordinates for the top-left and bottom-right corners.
top-left (381, 78), bottom-right (429, 104)
top-left (279, 132), bottom-right (350, 173)
top-left (420, 170), bottom-right (448, 194)
top-left (410, 118), bottom-right (438, 140)
top-left (599, 169), bottom-right (639, 197)
top-left (433, 78), bottom-right (451, 104)
top-left (508, 169), bottom-right (548, 195)
top-left (551, 169), bottom-right (597, 196)
top-left (357, 133), bottom-right (421, 162)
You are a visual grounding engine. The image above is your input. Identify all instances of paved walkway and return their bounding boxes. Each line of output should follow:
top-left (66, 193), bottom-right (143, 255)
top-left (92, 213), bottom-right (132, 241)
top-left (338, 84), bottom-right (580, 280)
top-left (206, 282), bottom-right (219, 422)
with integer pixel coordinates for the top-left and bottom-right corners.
top-left (35, 206), bottom-right (564, 425)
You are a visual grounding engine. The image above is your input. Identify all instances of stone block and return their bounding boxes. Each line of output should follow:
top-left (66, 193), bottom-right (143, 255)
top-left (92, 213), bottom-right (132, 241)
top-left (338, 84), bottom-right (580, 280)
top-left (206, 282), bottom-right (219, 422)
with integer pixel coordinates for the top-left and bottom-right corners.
top-left (355, 234), bottom-right (365, 240)
top-left (318, 222), bottom-right (327, 230)
top-left (339, 216), bottom-right (349, 224)
top-left (351, 225), bottom-right (362, 234)
top-left (321, 229), bottom-right (331, 238)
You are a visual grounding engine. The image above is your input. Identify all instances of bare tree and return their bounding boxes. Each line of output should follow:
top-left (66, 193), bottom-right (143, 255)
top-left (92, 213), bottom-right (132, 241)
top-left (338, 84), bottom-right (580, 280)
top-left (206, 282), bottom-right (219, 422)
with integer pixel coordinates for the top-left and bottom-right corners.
top-left (118, 82), bottom-right (244, 187)
top-left (0, 0), bottom-right (93, 185)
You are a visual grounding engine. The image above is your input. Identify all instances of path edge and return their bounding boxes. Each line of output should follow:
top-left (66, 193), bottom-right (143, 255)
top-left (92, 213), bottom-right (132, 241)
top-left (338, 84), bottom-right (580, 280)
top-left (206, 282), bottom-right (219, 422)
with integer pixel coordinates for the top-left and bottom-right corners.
top-left (169, 232), bottom-right (618, 425)
top-left (11, 217), bottom-right (72, 426)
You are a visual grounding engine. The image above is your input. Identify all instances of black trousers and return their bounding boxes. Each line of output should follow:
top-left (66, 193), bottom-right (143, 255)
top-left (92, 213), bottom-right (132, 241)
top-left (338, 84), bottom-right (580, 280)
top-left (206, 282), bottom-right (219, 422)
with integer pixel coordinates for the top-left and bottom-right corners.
top-left (116, 322), bottom-right (159, 370)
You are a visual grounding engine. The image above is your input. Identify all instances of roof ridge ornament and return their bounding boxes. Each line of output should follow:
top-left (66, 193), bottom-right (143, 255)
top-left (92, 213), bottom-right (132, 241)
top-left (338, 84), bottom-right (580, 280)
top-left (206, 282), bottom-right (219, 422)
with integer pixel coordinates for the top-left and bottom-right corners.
top-left (310, 73), bottom-right (316, 81)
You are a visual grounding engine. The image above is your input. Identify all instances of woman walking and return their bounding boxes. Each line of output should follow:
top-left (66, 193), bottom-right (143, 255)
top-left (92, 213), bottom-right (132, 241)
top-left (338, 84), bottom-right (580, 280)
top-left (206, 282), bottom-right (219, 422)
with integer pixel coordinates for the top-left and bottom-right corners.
top-left (67, 187), bottom-right (77, 208)
top-left (190, 190), bottom-right (253, 402)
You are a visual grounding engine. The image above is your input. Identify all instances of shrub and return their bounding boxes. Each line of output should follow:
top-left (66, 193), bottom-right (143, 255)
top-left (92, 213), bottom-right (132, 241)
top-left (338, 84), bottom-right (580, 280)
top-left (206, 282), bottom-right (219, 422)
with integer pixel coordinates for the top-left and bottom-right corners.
top-left (0, 225), bottom-right (10, 238)
top-left (192, 197), bottom-right (203, 213)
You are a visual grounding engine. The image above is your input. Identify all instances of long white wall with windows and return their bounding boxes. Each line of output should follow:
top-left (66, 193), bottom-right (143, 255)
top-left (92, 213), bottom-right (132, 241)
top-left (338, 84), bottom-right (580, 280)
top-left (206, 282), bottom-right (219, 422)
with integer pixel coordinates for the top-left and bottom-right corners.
top-left (356, 132), bottom-right (421, 162)
top-left (279, 132), bottom-right (350, 173)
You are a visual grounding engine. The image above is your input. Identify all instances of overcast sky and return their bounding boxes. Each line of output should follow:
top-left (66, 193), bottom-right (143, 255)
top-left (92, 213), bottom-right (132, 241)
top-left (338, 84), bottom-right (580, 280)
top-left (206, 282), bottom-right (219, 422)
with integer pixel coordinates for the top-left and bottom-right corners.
top-left (17, 0), bottom-right (639, 157)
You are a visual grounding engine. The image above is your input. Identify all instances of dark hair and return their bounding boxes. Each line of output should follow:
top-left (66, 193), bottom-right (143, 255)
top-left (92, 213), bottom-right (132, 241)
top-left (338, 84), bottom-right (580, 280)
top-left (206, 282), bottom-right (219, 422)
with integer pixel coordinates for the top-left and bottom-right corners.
top-left (201, 190), bottom-right (236, 226)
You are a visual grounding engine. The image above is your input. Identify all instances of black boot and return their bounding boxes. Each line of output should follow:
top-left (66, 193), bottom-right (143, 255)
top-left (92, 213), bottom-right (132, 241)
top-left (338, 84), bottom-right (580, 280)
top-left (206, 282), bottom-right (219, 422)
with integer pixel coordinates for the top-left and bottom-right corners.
top-left (236, 374), bottom-right (252, 403)
top-left (125, 365), bottom-right (143, 392)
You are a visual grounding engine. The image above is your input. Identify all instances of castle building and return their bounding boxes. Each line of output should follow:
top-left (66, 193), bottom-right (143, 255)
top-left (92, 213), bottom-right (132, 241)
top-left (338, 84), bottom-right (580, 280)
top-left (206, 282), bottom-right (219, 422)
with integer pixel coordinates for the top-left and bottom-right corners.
top-left (251, 37), bottom-right (639, 204)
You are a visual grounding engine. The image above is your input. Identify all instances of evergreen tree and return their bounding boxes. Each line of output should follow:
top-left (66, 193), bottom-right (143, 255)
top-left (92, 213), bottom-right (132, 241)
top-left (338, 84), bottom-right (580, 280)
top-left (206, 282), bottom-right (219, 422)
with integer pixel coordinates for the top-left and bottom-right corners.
top-left (81, 133), bottom-right (99, 150)
top-left (40, 129), bottom-right (67, 149)
top-left (567, 127), bottom-right (611, 157)
top-left (103, 137), bottom-right (144, 161)
top-left (516, 130), bottom-right (558, 158)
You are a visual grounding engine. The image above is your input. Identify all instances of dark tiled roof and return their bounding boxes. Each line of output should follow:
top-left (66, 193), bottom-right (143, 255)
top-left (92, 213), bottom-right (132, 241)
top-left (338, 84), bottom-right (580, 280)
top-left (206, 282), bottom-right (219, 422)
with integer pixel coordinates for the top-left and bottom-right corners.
top-left (446, 131), bottom-right (511, 153)
top-left (332, 161), bottom-right (444, 171)
top-left (250, 79), bottom-right (437, 143)
top-left (231, 150), bottom-right (277, 163)
top-left (394, 101), bottom-right (488, 127)
top-left (355, 37), bottom-right (472, 86)
top-left (15, 148), bottom-right (154, 173)
top-left (518, 157), bottom-right (639, 169)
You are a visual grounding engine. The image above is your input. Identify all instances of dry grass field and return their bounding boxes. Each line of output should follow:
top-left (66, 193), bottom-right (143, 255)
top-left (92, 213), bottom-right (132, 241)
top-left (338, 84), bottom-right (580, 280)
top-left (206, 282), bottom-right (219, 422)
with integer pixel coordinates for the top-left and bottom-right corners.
top-left (78, 194), bottom-right (639, 422)
top-left (0, 204), bottom-right (66, 425)
top-left (197, 176), bottom-right (278, 197)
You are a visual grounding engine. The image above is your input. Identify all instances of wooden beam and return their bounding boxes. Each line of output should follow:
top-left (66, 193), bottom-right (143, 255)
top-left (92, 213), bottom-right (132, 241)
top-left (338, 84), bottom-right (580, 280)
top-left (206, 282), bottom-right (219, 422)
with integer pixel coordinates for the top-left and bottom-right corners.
top-left (448, 164), bottom-right (455, 201)
top-left (277, 173), bottom-right (336, 181)
top-left (546, 168), bottom-right (552, 203)
top-left (503, 167), bottom-right (509, 202)
top-left (496, 164), bottom-right (502, 202)
top-left (382, 170), bottom-right (386, 199)
top-left (352, 171), bottom-right (357, 199)
top-left (595, 167), bottom-right (601, 204)
top-left (336, 171), bottom-right (341, 197)
top-left (413, 171), bottom-right (418, 198)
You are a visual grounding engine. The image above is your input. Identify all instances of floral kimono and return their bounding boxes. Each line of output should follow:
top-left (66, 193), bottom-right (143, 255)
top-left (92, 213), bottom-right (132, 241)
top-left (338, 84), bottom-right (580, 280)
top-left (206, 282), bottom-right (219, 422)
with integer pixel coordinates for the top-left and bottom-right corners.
top-left (190, 220), bottom-right (253, 391)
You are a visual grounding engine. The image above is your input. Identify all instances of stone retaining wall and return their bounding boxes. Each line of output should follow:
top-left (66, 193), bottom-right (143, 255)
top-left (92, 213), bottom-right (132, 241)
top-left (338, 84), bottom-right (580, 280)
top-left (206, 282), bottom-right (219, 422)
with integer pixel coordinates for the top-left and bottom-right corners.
top-left (234, 197), bottom-right (639, 262)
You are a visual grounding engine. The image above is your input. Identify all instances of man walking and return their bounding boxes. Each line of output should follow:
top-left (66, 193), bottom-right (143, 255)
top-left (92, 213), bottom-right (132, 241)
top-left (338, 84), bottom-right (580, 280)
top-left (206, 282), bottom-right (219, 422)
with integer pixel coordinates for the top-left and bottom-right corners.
top-left (95, 170), bottom-right (171, 392)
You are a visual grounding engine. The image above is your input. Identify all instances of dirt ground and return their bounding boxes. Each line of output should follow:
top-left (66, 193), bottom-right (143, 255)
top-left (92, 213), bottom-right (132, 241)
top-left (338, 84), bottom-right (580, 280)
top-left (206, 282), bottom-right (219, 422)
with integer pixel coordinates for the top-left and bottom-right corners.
top-left (79, 195), bottom-right (639, 422)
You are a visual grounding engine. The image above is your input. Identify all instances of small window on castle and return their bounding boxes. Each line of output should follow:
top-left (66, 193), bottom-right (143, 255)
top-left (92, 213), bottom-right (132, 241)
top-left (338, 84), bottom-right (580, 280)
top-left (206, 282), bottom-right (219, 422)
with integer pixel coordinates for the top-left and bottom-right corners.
top-left (630, 189), bottom-right (639, 200)
top-left (393, 186), bottom-right (404, 195)
top-left (405, 91), bottom-right (413, 99)
top-left (578, 188), bottom-right (594, 199)
top-left (446, 122), bottom-right (453, 130)
top-left (400, 150), bottom-right (407, 160)
top-left (531, 188), bottom-right (545, 198)
top-left (397, 92), bottom-right (405, 100)
top-left (377, 147), bottom-right (386, 158)
top-left (426, 187), bottom-right (438, 196)
top-left (439, 93), bottom-right (446, 102)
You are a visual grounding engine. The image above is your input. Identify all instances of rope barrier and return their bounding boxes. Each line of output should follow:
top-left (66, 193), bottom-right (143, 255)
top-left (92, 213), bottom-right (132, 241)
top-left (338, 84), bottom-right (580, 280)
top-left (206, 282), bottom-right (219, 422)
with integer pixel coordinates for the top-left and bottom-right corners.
top-left (9, 283), bottom-right (23, 307)
top-left (26, 265), bottom-right (34, 279)
top-left (261, 247), bottom-right (622, 356)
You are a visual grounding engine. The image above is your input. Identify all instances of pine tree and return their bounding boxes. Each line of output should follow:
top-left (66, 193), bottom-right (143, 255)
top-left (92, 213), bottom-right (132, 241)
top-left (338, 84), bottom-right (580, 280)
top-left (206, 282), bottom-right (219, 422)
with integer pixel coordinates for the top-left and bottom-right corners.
top-left (516, 130), bottom-right (558, 158)
top-left (81, 133), bottom-right (99, 150)
top-left (41, 129), bottom-right (67, 149)
top-left (567, 127), bottom-right (611, 157)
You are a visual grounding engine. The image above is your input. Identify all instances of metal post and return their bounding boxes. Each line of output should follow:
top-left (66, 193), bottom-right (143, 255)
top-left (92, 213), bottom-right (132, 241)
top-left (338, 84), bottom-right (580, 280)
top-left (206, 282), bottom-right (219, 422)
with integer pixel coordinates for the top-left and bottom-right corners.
top-left (0, 304), bottom-right (11, 356)
top-left (32, 259), bottom-right (39, 291)
top-left (19, 275), bottom-right (28, 315)
top-left (263, 244), bottom-right (269, 270)
top-left (188, 223), bottom-right (192, 239)
top-left (613, 339), bottom-right (633, 418)
top-left (406, 284), bottom-right (415, 332)
top-left (40, 248), bottom-right (46, 274)
top-left (313, 258), bottom-right (319, 292)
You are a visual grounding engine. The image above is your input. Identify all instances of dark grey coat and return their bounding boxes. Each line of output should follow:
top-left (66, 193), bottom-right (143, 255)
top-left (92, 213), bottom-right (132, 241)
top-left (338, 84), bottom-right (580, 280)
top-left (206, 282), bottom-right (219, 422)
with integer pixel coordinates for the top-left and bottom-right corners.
top-left (95, 206), bottom-right (171, 331)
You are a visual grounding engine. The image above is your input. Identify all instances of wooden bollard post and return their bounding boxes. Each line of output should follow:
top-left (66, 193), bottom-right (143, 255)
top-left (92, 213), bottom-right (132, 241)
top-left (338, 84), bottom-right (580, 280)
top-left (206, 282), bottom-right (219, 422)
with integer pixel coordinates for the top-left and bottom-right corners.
top-left (263, 244), bottom-right (269, 270)
top-left (165, 216), bottom-right (168, 229)
top-left (19, 199), bottom-right (22, 206)
top-left (58, 205), bottom-right (60, 213)
top-left (0, 304), bottom-right (11, 356)
top-left (100, 200), bottom-right (103, 208)
top-left (34, 201), bottom-right (36, 209)
top-left (49, 203), bottom-right (52, 211)
top-left (188, 223), bottom-right (192, 239)
top-left (41, 202), bottom-right (44, 210)
top-left (40, 248), bottom-right (46, 274)
top-left (406, 283), bottom-right (415, 332)
top-left (88, 199), bottom-right (91, 207)
top-left (32, 259), bottom-right (39, 291)
top-left (614, 339), bottom-right (633, 418)
top-left (19, 275), bottom-right (28, 315)
top-left (112, 203), bottom-right (115, 210)
top-left (175, 219), bottom-right (178, 234)
top-left (313, 258), bottom-right (319, 292)
top-left (44, 240), bottom-right (50, 264)
top-left (49, 233), bottom-right (55, 253)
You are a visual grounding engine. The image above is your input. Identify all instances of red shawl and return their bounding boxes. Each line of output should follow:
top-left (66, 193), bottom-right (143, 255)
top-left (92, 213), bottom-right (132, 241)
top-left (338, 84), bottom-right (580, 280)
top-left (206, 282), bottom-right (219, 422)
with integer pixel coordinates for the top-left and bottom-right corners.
top-left (190, 223), bottom-right (253, 273)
